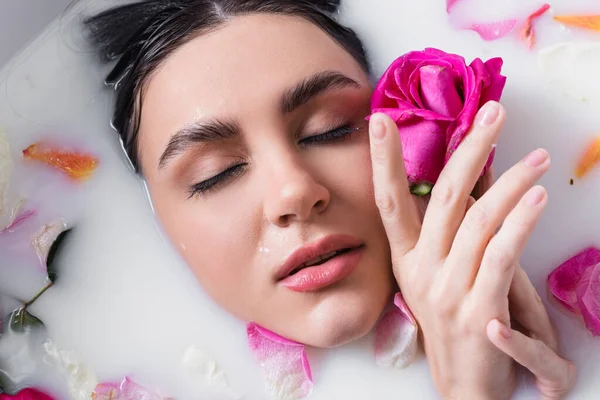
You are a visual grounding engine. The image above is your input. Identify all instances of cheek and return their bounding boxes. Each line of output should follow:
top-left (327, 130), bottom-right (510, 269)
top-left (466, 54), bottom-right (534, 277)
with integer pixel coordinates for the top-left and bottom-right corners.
top-left (325, 136), bottom-right (377, 212)
top-left (149, 184), bottom-right (258, 297)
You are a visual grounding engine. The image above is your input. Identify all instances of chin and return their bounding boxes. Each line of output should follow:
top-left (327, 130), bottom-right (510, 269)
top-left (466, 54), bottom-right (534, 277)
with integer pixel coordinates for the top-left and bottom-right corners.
top-left (304, 288), bottom-right (390, 348)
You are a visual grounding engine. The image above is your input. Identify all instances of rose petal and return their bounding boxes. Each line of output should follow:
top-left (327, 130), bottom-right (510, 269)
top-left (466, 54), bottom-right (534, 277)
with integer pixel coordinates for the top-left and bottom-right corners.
top-left (469, 20), bottom-right (519, 41)
top-left (374, 293), bottom-right (418, 369)
top-left (480, 58), bottom-right (507, 105)
top-left (22, 143), bottom-right (98, 181)
top-left (575, 137), bottom-right (600, 179)
top-left (548, 247), bottom-right (600, 313)
top-left (520, 4), bottom-right (551, 50)
top-left (92, 378), bottom-right (172, 400)
top-left (31, 219), bottom-right (68, 268)
top-left (372, 107), bottom-right (450, 184)
top-left (418, 65), bottom-right (464, 118)
top-left (554, 15), bottom-right (600, 32)
top-left (0, 389), bottom-right (55, 400)
top-left (576, 264), bottom-right (600, 336)
top-left (446, 57), bottom-right (506, 170)
top-left (246, 323), bottom-right (313, 400)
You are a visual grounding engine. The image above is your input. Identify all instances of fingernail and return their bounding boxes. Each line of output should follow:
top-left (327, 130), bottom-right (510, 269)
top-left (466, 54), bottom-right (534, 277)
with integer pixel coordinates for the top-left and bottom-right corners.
top-left (476, 102), bottom-right (500, 126)
top-left (496, 320), bottom-right (512, 340)
top-left (522, 148), bottom-right (549, 167)
top-left (371, 114), bottom-right (387, 141)
top-left (525, 185), bottom-right (546, 206)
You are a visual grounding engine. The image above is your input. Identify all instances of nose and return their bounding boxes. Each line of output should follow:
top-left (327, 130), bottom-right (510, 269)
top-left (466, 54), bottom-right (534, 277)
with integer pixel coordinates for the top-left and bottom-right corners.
top-left (263, 156), bottom-right (330, 227)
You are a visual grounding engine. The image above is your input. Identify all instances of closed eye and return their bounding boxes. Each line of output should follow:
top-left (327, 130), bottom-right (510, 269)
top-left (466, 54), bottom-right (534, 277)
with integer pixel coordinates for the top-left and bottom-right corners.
top-left (187, 125), bottom-right (361, 199)
top-left (299, 125), bottom-right (361, 146)
top-left (187, 162), bottom-right (246, 199)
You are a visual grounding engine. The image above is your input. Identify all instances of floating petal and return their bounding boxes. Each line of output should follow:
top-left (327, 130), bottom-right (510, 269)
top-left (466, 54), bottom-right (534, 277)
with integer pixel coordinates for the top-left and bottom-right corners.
top-left (575, 137), bottom-right (600, 179)
top-left (22, 143), bottom-right (98, 181)
top-left (554, 14), bottom-right (600, 32)
top-left (247, 323), bottom-right (312, 400)
top-left (520, 4), bottom-right (551, 49)
top-left (374, 292), bottom-right (418, 368)
top-left (469, 20), bottom-right (519, 41)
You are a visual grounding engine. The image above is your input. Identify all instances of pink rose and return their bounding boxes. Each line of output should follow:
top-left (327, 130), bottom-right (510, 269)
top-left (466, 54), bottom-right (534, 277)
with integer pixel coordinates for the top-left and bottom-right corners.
top-left (370, 48), bottom-right (506, 189)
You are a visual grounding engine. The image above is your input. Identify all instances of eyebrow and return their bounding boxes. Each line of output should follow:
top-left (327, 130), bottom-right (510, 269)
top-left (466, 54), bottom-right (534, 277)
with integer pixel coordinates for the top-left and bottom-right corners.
top-left (158, 71), bottom-right (362, 170)
top-left (158, 119), bottom-right (239, 169)
top-left (281, 71), bottom-right (361, 114)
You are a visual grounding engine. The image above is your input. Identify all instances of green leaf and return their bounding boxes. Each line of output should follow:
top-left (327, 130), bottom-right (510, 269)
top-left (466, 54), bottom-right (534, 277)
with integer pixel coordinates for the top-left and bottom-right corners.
top-left (410, 182), bottom-right (433, 196)
top-left (46, 228), bottom-right (73, 283)
top-left (8, 308), bottom-right (44, 333)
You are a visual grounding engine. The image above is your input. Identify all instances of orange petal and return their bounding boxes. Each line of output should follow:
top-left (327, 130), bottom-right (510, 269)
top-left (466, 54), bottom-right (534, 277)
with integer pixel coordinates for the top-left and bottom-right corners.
top-left (575, 137), bottom-right (600, 179)
top-left (554, 15), bottom-right (600, 32)
top-left (23, 143), bottom-right (98, 181)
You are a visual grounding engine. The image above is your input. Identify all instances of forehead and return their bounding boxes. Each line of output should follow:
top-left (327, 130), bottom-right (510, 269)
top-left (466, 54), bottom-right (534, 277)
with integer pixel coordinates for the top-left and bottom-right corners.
top-left (139, 14), bottom-right (367, 144)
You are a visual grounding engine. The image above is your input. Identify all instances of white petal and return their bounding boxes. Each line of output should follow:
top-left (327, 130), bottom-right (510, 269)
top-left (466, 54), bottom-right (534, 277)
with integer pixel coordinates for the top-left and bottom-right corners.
top-left (539, 42), bottom-right (600, 102)
top-left (32, 219), bottom-right (68, 265)
top-left (44, 340), bottom-right (98, 400)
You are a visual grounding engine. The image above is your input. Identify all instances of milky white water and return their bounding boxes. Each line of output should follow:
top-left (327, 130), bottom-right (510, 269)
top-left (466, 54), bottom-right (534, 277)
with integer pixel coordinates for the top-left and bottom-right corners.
top-left (1, 0), bottom-right (600, 398)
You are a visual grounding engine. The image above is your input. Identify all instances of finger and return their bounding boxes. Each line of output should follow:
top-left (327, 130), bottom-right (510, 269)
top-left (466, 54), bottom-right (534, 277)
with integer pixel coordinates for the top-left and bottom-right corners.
top-left (369, 113), bottom-right (420, 257)
top-left (472, 168), bottom-right (494, 200)
top-left (487, 319), bottom-right (576, 399)
top-left (509, 265), bottom-right (559, 352)
top-left (473, 185), bottom-right (548, 302)
top-left (419, 101), bottom-right (504, 259)
top-left (443, 149), bottom-right (550, 294)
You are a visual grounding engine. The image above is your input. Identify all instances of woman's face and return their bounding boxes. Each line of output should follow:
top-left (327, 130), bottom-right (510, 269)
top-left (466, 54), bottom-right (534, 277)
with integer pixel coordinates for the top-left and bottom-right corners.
top-left (137, 14), bottom-right (394, 347)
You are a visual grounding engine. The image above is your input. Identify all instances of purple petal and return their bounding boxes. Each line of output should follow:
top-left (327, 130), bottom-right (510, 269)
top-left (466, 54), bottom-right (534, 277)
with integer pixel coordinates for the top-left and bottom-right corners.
top-left (469, 20), bottom-right (519, 41)
top-left (374, 293), bottom-right (418, 368)
top-left (247, 323), bottom-right (313, 400)
top-left (577, 264), bottom-right (600, 336)
top-left (549, 247), bottom-right (600, 313)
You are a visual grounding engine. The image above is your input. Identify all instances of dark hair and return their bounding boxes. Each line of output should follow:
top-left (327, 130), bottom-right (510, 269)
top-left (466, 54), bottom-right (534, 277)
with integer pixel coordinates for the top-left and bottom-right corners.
top-left (85, 0), bottom-right (370, 172)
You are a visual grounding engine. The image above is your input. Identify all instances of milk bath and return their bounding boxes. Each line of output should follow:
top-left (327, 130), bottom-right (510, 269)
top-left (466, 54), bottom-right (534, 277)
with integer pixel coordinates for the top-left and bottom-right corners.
top-left (1, 0), bottom-right (600, 398)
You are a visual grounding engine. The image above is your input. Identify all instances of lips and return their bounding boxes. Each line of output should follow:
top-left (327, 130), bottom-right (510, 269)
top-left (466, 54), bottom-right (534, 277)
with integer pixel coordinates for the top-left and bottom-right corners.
top-left (277, 235), bottom-right (365, 292)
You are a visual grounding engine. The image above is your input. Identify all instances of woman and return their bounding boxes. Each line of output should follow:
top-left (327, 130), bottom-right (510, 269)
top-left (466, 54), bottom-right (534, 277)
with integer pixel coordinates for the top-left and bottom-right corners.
top-left (86, 0), bottom-right (575, 398)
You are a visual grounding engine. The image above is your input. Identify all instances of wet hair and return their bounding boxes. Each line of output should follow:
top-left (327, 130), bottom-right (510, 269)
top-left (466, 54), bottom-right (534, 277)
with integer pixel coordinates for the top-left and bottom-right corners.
top-left (85, 0), bottom-right (370, 172)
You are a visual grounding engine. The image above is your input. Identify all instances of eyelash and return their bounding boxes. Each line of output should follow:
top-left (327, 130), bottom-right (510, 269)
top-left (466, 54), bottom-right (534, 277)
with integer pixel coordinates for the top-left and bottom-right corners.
top-left (187, 124), bottom-right (359, 198)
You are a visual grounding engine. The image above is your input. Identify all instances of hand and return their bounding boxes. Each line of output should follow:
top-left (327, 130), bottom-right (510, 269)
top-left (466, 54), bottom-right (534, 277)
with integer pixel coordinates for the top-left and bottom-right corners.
top-left (368, 101), bottom-right (575, 399)
top-left (475, 173), bottom-right (576, 399)
top-left (488, 264), bottom-right (576, 399)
